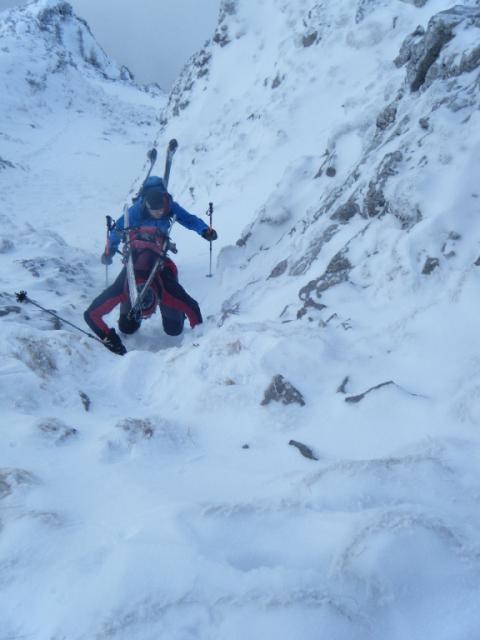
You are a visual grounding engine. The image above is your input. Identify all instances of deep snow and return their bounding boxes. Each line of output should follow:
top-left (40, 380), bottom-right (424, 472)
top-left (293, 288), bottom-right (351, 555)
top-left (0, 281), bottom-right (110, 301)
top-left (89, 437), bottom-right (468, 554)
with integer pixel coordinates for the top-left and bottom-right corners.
top-left (2, 0), bottom-right (480, 639)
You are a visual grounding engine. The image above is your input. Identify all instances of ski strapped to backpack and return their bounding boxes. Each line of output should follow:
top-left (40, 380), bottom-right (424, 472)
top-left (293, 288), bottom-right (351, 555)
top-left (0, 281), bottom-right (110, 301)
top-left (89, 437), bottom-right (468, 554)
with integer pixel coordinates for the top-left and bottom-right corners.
top-left (123, 139), bottom-right (179, 320)
top-left (163, 138), bottom-right (178, 188)
top-left (123, 147), bottom-right (159, 311)
top-left (127, 215), bottom-right (178, 321)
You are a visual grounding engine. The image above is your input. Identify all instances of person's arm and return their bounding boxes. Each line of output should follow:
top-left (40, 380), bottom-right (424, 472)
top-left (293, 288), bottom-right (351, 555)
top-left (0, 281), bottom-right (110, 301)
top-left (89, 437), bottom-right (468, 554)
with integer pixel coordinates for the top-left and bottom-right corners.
top-left (172, 201), bottom-right (209, 235)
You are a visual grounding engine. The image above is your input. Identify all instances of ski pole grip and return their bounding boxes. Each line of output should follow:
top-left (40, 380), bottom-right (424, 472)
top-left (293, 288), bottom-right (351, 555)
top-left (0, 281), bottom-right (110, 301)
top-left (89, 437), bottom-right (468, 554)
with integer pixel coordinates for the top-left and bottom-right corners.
top-left (207, 202), bottom-right (213, 228)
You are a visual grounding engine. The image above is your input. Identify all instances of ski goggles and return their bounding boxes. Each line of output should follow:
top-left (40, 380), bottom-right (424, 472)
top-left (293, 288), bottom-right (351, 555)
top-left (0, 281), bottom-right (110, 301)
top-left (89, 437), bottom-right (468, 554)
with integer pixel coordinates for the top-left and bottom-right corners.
top-left (145, 194), bottom-right (170, 216)
top-left (146, 202), bottom-right (166, 216)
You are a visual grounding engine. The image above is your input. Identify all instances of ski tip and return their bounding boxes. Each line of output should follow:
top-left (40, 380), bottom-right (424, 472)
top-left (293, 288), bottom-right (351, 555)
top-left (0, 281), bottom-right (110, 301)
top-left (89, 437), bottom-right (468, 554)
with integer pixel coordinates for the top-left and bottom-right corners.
top-left (169, 139), bottom-right (178, 152)
top-left (147, 148), bottom-right (158, 162)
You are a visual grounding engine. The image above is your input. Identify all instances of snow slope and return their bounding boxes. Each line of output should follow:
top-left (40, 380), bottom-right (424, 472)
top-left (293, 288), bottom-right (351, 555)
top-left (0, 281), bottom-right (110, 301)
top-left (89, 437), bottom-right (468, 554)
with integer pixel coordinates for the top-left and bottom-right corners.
top-left (2, 0), bottom-right (480, 639)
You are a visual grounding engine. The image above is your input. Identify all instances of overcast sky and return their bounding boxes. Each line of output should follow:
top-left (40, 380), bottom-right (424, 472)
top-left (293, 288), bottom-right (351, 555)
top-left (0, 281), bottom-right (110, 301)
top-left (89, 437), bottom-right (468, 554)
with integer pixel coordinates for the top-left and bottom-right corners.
top-left (0, 0), bottom-right (221, 88)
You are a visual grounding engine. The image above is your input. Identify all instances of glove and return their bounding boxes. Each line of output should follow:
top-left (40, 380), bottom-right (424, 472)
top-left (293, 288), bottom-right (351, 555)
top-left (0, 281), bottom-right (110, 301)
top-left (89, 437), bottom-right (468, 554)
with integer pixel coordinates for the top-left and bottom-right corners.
top-left (102, 328), bottom-right (127, 355)
top-left (202, 228), bottom-right (218, 241)
top-left (101, 251), bottom-right (113, 265)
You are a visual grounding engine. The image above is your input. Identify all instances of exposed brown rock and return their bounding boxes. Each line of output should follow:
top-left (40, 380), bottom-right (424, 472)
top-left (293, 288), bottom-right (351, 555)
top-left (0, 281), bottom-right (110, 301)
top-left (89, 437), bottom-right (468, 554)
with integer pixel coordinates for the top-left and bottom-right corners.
top-left (261, 375), bottom-right (305, 407)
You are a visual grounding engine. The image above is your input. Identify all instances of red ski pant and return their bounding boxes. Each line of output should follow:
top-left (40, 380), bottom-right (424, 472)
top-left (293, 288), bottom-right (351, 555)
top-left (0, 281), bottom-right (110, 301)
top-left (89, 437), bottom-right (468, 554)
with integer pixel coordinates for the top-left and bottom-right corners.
top-left (84, 259), bottom-right (202, 339)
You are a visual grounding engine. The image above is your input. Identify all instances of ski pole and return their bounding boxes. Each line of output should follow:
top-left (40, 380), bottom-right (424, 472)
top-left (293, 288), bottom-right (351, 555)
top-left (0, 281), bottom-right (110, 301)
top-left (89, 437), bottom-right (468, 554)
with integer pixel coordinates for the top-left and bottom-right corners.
top-left (206, 202), bottom-right (213, 278)
top-left (15, 291), bottom-right (104, 344)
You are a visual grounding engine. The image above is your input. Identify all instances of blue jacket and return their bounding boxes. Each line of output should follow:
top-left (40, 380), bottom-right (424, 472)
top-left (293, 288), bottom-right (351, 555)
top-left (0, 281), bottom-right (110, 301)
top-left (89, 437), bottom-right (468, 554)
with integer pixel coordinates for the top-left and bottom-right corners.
top-left (108, 196), bottom-right (209, 254)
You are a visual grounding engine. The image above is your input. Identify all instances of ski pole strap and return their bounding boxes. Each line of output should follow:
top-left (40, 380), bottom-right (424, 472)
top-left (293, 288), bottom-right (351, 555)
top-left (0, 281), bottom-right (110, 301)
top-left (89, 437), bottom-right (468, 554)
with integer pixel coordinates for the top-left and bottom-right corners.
top-left (15, 291), bottom-right (104, 344)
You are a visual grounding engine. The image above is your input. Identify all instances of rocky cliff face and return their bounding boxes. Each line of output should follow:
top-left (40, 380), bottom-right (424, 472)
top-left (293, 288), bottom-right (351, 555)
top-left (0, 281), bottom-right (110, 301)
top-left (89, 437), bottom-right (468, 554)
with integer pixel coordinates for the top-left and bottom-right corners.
top-left (0, 0), bottom-right (163, 263)
top-left (0, 0), bottom-right (161, 176)
top-left (158, 0), bottom-right (480, 331)
top-left (1, 0), bottom-right (130, 124)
